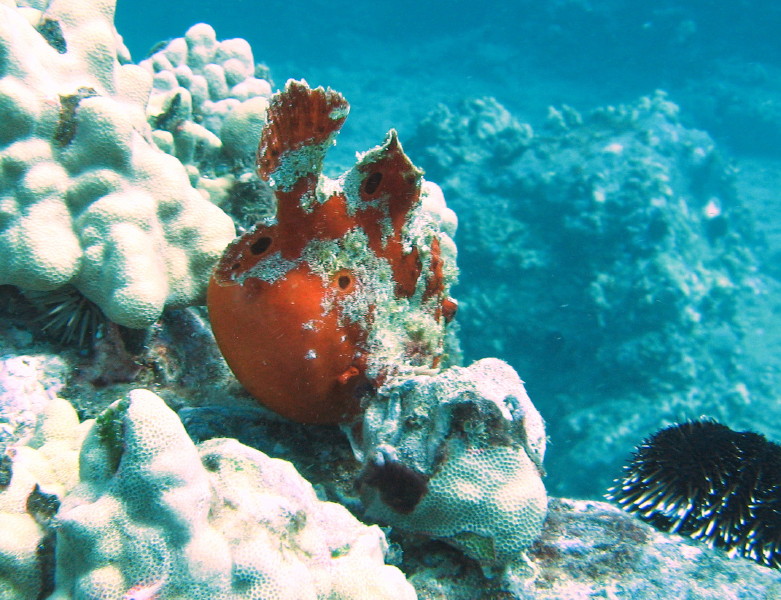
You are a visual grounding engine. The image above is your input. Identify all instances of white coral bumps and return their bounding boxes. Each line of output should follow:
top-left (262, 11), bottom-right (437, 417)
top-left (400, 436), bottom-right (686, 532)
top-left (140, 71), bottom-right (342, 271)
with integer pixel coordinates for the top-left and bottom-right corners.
top-left (139, 23), bottom-right (273, 210)
top-left (50, 390), bottom-right (416, 600)
top-left (359, 358), bottom-right (547, 576)
top-left (140, 23), bottom-right (272, 165)
top-left (0, 398), bottom-right (88, 600)
top-left (0, 0), bottom-right (235, 328)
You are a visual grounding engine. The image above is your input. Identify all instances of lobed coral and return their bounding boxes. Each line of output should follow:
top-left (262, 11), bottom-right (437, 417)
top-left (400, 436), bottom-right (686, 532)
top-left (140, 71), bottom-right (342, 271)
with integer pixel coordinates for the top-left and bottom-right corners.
top-left (139, 23), bottom-right (274, 213)
top-left (49, 389), bottom-right (416, 600)
top-left (0, 0), bottom-right (236, 329)
top-left (0, 385), bottom-right (416, 600)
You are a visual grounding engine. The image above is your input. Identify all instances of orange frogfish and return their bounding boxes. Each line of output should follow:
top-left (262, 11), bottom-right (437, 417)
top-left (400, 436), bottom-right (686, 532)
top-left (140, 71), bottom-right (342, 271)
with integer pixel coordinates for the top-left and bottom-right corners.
top-left (207, 80), bottom-right (458, 425)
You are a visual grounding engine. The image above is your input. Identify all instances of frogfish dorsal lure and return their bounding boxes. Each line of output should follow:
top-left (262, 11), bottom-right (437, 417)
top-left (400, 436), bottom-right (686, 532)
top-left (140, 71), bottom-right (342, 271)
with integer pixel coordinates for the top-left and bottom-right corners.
top-left (207, 80), bottom-right (458, 425)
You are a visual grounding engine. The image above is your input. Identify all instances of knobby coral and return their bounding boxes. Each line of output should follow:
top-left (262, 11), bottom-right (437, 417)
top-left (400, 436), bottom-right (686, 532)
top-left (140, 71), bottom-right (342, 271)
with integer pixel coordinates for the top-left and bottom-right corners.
top-left (0, 0), bottom-right (236, 329)
top-left (1, 389), bottom-right (417, 600)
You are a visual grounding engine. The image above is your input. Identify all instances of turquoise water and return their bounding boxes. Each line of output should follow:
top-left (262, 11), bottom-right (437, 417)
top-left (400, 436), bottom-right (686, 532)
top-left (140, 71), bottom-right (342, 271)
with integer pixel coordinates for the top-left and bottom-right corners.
top-left (116, 0), bottom-right (781, 156)
top-left (114, 0), bottom-right (781, 499)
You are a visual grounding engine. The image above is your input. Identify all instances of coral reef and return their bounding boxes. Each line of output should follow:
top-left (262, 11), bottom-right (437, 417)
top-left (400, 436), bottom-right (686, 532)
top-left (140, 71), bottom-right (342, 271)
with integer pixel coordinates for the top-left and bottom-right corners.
top-left (8, 385), bottom-right (773, 600)
top-left (52, 389), bottom-right (416, 600)
top-left (0, 0), bottom-right (236, 328)
top-left (1, 389), bottom-right (416, 600)
top-left (400, 498), bottom-right (781, 599)
top-left (208, 80), bottom-right (458, 424)
top-left (139, 23), bottom-right (274, 216)
top-left (358, 358), bottom-right (547, 577)
top-left (407, 92), bottom-right (770, 498)
top-left (679, 59), bottom-right (781, 156)
top-left (0, 398), bottom-right (88, 600)
top-left (2, 0), bottom-right (780, 597)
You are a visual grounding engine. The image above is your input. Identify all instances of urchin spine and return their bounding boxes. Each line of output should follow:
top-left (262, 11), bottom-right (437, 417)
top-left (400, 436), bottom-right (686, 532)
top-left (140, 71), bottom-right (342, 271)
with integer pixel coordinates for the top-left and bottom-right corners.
top-left (607, 418), bottom-right (781, 569)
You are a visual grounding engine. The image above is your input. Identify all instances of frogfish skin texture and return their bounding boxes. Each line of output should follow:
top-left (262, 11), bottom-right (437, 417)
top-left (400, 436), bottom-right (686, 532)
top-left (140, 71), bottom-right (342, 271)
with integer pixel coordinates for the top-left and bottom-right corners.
top-left (207, 80), bottom-right (457, 425)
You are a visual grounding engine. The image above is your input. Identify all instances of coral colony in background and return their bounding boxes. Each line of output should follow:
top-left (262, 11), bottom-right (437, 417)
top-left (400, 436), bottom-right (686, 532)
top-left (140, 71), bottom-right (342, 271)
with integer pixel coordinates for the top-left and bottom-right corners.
top-left (408, 93), bottom-right (773, 499)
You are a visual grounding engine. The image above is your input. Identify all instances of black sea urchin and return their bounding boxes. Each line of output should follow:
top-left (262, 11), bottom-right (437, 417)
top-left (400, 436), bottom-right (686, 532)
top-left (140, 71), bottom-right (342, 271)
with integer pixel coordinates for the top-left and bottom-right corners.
top-left (24, 285), bottom-right (105, 348)
top-left (606, 418), bottom-right (781, 569)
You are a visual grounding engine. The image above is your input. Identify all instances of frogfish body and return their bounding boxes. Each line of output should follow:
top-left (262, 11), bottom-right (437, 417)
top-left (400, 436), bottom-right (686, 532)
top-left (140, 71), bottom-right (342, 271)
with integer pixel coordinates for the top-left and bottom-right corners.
top-left (208, 80), bottom-right (457, 425)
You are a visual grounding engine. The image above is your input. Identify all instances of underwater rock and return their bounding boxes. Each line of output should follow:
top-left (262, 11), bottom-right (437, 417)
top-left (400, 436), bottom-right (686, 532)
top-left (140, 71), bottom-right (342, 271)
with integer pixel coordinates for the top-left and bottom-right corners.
top-left (391, 497), bottom-right (781, 599)
top-left (407, 91), bottom-right (772, 498)
top-left (357, 358), bottom-right (547, 577)
top-left (526, 498), bottom-right (781, 600)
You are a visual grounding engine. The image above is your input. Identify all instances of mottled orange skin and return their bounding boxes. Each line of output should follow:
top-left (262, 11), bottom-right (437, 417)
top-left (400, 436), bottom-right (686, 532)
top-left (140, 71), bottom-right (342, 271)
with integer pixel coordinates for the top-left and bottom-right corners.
top-left (208, 82), bottom-right (369, 425)
top-left (208, 264), bottom-right (366, 424)
top-left (208, 81), bottom-right (455, 425)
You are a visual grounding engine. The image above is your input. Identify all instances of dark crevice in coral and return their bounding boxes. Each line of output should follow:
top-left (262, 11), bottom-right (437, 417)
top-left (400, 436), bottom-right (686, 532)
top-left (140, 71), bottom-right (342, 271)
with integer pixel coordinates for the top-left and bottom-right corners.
top-left (152, 91), bottom-right (183, 131)
top-left (36, 18), bottom-right (67, 53)
top-left (359, 456), bottom-right (429, 514)
top-left (54, 87), bottom-right (98, 147)
top-left (0, 453), bottom-right (12, 490)
top-left (26, 484), bottom-right (61, 526)
top-left (226, 175), bottom-right (277, 229)
top-left (35, 531), bottom-right (56, 600)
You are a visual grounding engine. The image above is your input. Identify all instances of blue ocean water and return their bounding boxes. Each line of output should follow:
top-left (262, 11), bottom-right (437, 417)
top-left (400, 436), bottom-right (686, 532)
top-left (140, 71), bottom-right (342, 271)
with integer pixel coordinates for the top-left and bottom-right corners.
top-left (117, 0), bottom-right (781, 157)
top-left (116, 0), bottom-right (781, 499)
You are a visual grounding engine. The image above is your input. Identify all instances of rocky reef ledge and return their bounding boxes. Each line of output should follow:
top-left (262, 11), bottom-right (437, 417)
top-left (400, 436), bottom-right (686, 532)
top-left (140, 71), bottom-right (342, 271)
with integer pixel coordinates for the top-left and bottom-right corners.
top-left (405, 498), bottom-right (781, 599)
